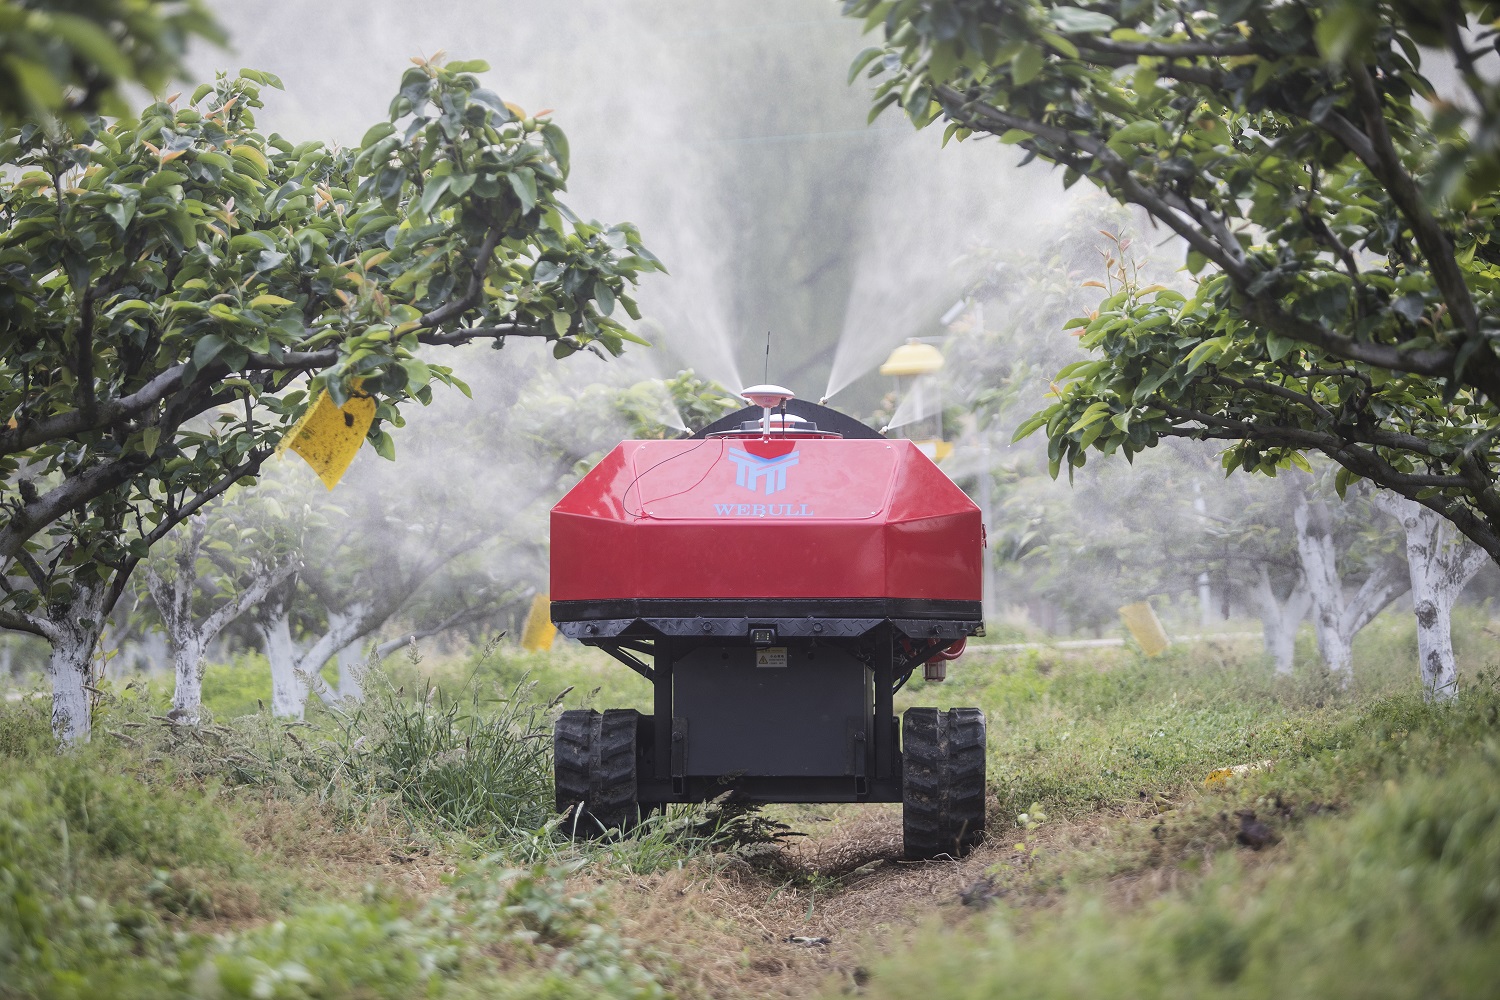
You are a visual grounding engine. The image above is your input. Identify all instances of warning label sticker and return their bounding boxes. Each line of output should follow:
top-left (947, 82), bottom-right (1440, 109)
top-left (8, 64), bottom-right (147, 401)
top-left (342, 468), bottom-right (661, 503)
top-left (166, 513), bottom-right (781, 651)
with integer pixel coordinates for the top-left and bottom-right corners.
top-left (755, 647), bottom-right (788, 668)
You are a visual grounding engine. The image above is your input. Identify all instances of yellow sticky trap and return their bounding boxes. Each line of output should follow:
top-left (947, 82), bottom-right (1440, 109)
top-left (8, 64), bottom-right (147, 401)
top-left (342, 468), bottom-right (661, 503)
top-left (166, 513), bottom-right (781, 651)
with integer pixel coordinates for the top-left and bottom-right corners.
top-left (1205, 760), bottom-right (1273, 787)
top-left (1118, 601), bottom-right (1170, 657)
top-left (521, 593), bottom-right (556, 652)
top-left (277, 382), bottom-right (376, 490)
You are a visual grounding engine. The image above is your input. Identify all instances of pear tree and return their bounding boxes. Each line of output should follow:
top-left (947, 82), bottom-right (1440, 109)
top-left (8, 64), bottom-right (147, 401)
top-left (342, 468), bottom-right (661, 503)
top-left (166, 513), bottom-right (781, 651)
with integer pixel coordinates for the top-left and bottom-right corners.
top-left (0, 60), bottom-right (658, 740)
top-left (846, 0), bottom-right (1500, 565)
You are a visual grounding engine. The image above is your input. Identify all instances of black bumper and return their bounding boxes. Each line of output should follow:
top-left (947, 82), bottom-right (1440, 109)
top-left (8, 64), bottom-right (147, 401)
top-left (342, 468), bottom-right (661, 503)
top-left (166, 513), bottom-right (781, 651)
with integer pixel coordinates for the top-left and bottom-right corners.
top-left (551, 597), bottom-right (984, 643)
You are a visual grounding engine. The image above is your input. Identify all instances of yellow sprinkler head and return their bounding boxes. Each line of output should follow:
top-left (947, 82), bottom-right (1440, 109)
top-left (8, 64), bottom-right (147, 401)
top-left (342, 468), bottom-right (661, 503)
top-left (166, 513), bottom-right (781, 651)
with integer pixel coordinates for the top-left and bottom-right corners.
top-left (879, 341), bottom-right (945, 377)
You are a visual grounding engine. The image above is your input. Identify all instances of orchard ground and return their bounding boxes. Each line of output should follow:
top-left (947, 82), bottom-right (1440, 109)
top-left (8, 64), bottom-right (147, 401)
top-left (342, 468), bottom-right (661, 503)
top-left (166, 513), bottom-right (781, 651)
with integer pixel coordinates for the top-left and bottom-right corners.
top-left (3, 609), bottom-right (1499, 999)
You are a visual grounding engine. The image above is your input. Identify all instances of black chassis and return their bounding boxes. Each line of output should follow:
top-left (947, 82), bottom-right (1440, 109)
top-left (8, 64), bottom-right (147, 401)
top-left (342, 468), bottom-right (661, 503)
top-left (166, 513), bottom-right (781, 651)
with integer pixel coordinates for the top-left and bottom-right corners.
top-left (552, 599), bottom-right (984, 807)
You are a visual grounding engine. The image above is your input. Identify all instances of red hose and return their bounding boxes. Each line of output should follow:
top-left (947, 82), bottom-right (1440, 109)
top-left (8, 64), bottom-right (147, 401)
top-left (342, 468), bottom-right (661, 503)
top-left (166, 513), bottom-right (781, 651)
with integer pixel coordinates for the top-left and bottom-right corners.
top-left (931, 637), bottom-right (966, 661)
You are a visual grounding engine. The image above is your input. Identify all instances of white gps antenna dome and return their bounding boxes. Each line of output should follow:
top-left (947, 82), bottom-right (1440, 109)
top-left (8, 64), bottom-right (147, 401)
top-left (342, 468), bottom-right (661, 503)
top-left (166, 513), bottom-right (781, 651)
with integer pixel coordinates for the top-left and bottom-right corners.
top-left (741, 384), bottom-right (795, 439)
top-left (741, 384), bottom-right (796, 409)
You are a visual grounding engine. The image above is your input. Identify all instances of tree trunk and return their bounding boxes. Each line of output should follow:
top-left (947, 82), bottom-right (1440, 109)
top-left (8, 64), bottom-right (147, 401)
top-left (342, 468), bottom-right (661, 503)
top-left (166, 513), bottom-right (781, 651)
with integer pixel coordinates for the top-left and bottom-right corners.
top-left (49, 637), bottom-right (94, 743)
top-left (148, 558), bottom-right (293, 723)
top-left (170, 638), bottom-right (207, 722)
top-left (1294, 494), bottom-right (1352, 676)
top-left (260, 607), bottom-right (308, 719)
top-left (46, 582), bottom-right (108, 742)
top-left (1253, 565), bottom-right (1310, 675)
top-left (1293, 492), bottom-right (1409, 683)
top-left (1374, 494), bottom-right (1490, 701)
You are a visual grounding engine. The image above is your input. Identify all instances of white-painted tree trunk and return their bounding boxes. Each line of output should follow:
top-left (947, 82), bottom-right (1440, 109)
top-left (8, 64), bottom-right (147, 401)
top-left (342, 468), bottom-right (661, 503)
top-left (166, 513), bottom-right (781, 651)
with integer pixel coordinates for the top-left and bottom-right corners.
top-left (1373, 494), bottom-right (1490, 701)
top-left (145, 525), bottom-right (293, 723)
top-left (259, 606), bottom-right (309, 719)
top-left (45, 581), bottom-right (108, 743)
top-left (257, 598), bottom-right (376, 718)
top-left (49, 635), bottom-right (95, 743)
top-left (1293, 493), bottom-right (1409, 684)
top-left (169, 638), bottom-right (207, 720)
top-left (1252, 565), bottom-right (1310, 675)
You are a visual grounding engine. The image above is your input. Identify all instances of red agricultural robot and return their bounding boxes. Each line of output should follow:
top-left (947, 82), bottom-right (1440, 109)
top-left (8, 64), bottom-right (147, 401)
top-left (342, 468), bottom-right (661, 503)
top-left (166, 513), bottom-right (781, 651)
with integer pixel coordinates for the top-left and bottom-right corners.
top-left (549, 386), bottom-right (986, 859)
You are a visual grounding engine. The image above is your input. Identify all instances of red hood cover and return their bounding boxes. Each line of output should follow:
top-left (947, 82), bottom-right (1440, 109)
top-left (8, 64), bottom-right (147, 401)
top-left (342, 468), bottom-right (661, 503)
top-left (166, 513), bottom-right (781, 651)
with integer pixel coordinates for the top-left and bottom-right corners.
top-left (551, 438), bottom-right (981, 602)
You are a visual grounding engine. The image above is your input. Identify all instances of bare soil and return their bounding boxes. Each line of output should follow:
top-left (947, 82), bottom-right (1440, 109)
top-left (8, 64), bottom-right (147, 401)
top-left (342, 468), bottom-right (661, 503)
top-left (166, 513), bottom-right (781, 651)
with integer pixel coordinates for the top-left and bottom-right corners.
top-left (599, 803), bottom-right (1077, 999)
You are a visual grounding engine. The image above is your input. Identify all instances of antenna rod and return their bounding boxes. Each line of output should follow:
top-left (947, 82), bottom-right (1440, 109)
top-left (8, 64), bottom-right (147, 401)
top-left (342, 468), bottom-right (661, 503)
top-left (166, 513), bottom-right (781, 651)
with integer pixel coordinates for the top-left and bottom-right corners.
top-left (764, 331), bottom-right (771, 384)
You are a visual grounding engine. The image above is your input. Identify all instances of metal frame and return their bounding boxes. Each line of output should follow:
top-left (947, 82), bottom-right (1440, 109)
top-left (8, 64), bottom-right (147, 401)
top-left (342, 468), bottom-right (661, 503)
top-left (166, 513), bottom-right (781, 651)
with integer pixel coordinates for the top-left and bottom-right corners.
top-left (575, 618), bottom-right (958, 806)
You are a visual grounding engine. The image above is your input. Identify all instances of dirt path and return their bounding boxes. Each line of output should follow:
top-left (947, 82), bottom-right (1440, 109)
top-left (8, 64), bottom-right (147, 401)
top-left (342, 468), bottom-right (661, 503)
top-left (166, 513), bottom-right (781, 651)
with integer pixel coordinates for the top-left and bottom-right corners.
top-left (600, 804), bottom-right (1060, 999)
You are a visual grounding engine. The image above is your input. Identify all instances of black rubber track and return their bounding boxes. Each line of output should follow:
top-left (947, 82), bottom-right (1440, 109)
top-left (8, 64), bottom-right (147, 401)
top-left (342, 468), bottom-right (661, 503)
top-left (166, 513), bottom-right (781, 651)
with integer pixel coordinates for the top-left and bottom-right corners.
top-left (902, 707), bottom-right (987, 860)
top-left (553, 708), bottom-right (640, 835)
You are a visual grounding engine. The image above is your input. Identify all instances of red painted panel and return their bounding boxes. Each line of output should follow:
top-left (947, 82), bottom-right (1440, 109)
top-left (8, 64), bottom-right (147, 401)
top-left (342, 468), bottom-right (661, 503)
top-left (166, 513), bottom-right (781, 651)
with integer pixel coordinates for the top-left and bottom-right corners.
top-left (550, 437), bottom-right (982, 603)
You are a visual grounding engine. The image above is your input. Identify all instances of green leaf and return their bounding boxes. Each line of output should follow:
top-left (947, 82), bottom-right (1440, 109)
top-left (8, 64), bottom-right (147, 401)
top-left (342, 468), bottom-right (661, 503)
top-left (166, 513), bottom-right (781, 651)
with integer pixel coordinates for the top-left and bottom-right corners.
top-left (507, 168), bottom-right (537, 214)
top-left (360, 121), bottom-right (397, 149)
top-left (848, 46), bottom-right (885, 84)
top-left (192, 334), bottom-right (229, 370)
top-left (1012, 44), bottom-right (1044, 86)
top-left (1110, 120), bottom-right (1157, 146)
top-left (1265, 333), bottom-right (1295, 361)
top-left (372, 428), bottom-right (396, 461)
top-left (593, 278), bottom-right (615, 317)
top-left (400, 358), bottom-right (432, 388)
top-left (415, 174), bottom-right (452, 218)
top-left (104, 197), bottom-right (137, 231)
top-left (1314, 1), bottom-right (1377, 63)
top-left (1066, 401), bottom-right (1111, 434)
top-left (1012, 412), bottom-right (1050, 442)
top-left (50, 18), bottom-right (131, 83)
top-left (552, 311), bottom-right (571, 336)
top-left (868, 91), bottom-right (901, 123)
top-left (1048, 8), bottom-right (1118, 33)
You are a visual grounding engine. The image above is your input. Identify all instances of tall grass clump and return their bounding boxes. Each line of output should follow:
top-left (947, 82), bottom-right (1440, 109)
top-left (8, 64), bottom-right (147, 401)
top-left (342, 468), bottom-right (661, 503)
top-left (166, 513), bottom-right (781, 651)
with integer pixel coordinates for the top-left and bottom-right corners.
top-left (189, 670), bottom-right (558, 846)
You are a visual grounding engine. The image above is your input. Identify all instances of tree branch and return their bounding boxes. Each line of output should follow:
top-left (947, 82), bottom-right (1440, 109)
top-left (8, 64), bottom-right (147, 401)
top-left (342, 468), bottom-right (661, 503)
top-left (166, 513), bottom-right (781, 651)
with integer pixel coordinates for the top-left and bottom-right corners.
top-left (1071, 37), bottom-right (1258, 60)
top-left (372, 603), bottom-right (493, 658)
top-left (143, 449), bottom-right (272, 549)
top-left (200, 561), bottom-right (297, 641)
top-left (0, 607), bottom-right (62, 642)
top-left (418, 226), bottom-right (504, 328)
top-left (1345, 60), bottom-right (1481, 344)
top-left (937, 86), bottom-right (1255, 284)
top-left (0, 455), bottom-right (149, 563)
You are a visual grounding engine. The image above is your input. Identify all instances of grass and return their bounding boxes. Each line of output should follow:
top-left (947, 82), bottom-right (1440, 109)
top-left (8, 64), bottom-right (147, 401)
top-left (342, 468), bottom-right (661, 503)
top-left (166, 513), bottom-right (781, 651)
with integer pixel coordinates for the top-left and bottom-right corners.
top-left (855, 677), bottom-right (1500, 1000)
top-left (3, 607), bottom-right (1499, 998)
top-left (0, 683), bottom-right (674, 1000)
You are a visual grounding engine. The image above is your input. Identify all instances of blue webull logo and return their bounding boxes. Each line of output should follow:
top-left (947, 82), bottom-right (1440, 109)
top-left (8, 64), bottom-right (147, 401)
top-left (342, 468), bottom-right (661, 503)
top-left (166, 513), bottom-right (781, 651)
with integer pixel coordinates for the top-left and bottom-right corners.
top-left (716, 447), bottom-right (813, 516)
top-left (727, 447), bottom-right (799, 495)
top-left (713, 502), bottom-right (814, 517)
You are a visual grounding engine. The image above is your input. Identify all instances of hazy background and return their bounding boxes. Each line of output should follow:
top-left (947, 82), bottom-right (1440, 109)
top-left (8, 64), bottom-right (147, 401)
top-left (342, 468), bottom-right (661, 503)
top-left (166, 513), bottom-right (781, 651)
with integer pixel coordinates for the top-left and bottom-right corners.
top-left (151, 0), bottom-right (1493, 645)
top-left (190, 0), bottom-right (1081, 411)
